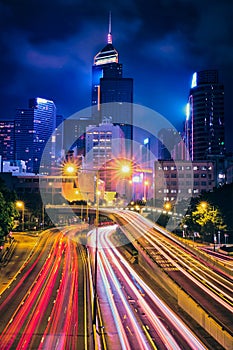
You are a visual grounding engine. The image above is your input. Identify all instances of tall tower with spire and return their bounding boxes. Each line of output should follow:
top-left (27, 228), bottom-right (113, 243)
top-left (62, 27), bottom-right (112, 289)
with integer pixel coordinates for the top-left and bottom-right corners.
top-left (91, 13), bottom-right (133, 149)
top-left (107, 11), bottom-right (112, 44)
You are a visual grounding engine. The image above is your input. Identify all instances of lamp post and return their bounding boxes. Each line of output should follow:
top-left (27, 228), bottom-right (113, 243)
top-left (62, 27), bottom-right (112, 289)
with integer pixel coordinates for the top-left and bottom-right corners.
top-left (86, 198), bottom-right (89, 223)
top-left (48, 181), bottom-right (54, 205)
top-left (224, 233), bottom-right (228, 245)
top-left (16, 201), bottom-right (25, 231)
top-left (93, 171), bottom-right (99, 327)
top-left (82, 191), bottom-right (91, 223)
top-left (183, 224), bottom-right (187, 238)
top-left (41, 203), bottom-right (44, 230)
top-left (213, 233), bottom-right (217, 252)
top-left (199, 201), bottom-right (217, 246)
top-left (199, 201), bottom-right (208, 242)
top-left (164, 201), bottom-right (171, 212)
top-left (120, 164), bottom-right (131, 201)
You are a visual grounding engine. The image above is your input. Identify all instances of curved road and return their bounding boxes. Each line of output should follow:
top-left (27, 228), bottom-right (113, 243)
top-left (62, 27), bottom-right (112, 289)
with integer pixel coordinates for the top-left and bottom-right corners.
top-left (0, 227), bottom-right (93, 350)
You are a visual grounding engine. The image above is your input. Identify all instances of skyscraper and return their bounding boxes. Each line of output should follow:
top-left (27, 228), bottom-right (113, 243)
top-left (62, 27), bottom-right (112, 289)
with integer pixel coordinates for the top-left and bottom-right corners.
top-left (15, 97), bottom-right (56, 173)
top-left (85, 119), bottom-right (125, 192)
top-left (54, 114), bottom-right (64, 162)
top-left (91, 14), bottom-right (133, 148)
top-left (0, 120), bottom-right (15, 161)
top-left (185, 70), bottom-right (225, 161)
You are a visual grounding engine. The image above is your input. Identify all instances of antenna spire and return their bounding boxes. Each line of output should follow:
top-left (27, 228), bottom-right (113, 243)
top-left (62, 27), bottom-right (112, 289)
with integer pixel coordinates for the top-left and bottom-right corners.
top-left (107, 11), bottom-right (112, 44)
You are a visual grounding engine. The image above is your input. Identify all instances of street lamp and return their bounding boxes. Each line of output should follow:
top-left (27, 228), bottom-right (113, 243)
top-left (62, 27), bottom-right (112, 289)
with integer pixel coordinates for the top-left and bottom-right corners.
top-left (198, 201), bottom-right (208, 241)
top-left (213, 233), bottom-right (217, 252)
top-left (164, 201), bottom-right (172, 211)
top-left (121, 164), bottom-right (131, 174)
top-left (93, 171), bottom-right (99, 328)
top-left (16, 200), bottom-right (25, 231)
top-left (224, 233), bottom-right (229, 245)
top-left (41, 203), bottom-right (45, 230)
top-left (183, 224), bottom-right (188, 238)
top-left (48, 181), bottom-right (54, 205)
top-left (199, 201), bottom-right (217, 246)
top-left (62, 163), bottom-right (78, 176)
top-left (200, 201), bottom-right (208, 210)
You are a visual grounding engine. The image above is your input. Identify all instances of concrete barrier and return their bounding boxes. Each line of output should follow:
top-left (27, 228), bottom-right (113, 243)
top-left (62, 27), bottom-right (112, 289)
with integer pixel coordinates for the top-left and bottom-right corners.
top-left (136, 245), bottom-right (233, 350)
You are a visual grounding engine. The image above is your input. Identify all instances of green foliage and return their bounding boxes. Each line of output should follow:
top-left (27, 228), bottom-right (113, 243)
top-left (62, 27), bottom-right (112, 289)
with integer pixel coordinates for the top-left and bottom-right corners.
top-left (192, 202), bottom-right (226, 232)
top-left (201, 183), bottom-right (233, 230)
top-left (0, 179), bottom-right (17, 238)
top-left (182, 199), bottom-right (227, 239)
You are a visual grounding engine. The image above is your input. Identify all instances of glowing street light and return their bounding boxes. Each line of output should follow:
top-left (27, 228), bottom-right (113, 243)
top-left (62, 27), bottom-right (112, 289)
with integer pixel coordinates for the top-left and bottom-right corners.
top-left (121, 164), bottom-right (131, 174)
top-left (200, 201), bottom-right (208, 210)
top-left (66, 165), bottom-right (76, 174)
top-left (183, 224), bottom-right (188, 238)
top-left (63, 163), bottom-right (77, 176)
top-left (197, 201), bottom-right (219, 246)
top-left (16, 200), bottom-right (25, 231)
top-left (164, 201), bottom-right (172, 211)
top-left (115, 160), bottom-right (132, 201)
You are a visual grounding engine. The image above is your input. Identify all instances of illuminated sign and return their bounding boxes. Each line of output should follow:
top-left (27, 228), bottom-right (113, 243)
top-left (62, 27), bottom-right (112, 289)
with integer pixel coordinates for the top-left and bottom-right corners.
top-left (144, 138), bottom-right (149, 145)
top-left (191, 72), bottom-right (197, 88)
top-left (37, 97), bottom-right (50, 104)
top-left (95, 56), bottom-right (118, 65)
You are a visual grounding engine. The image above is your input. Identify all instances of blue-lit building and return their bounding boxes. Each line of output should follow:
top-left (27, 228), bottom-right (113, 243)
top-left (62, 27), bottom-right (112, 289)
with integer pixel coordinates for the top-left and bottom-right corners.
top-left (91, 16), bottom-right (133, 150)
top-left (15, 98), bottom-right (56, 173)
top-left (185, 70), bottom-right (225, 161)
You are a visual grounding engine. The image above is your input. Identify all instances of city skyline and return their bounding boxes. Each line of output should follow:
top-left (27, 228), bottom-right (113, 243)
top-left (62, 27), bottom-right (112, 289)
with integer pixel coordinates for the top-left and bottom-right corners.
top-left (0, 1), bottom-right (232, 151)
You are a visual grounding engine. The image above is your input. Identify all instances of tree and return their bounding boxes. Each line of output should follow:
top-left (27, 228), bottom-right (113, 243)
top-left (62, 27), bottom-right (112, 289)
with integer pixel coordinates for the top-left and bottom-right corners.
top-left (201, 183), bottom-right (233, 231)
top-left (0, 182), bottom-right (17, 244)
top-left (192, 201), bottom-right (226, 241)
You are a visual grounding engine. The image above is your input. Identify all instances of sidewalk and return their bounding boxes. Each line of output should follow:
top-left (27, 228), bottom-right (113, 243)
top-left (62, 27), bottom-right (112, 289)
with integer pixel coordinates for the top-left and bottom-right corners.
top-left (0, 237), bottom-right (17, 267)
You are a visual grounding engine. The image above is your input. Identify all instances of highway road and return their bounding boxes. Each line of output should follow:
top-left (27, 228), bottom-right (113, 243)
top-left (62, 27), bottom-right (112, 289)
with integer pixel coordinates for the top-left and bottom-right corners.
top-left (0, 217), bottom-right (232, 350)
top-left (0, 227), bottom-right (93, 350)
top-left (87, 225), bottom-right (208, 350)
top-left (111, 210), bottom-right (233, 348)
top-left (199, 247), bottom-right (233, 271)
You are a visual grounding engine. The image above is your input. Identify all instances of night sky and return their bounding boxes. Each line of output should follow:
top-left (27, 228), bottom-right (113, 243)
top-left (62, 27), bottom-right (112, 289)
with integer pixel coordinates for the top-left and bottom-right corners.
top-left (0, 0), bottom-right (232, 151)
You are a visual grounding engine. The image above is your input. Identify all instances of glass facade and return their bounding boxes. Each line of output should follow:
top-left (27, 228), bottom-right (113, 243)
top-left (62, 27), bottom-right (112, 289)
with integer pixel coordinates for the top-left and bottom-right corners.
top-left (91, 30), bottom-right (133, 155)
top-left (185, 70), bottom-right (225, 161)
top-left (15, 98), bottom-right (56, 173)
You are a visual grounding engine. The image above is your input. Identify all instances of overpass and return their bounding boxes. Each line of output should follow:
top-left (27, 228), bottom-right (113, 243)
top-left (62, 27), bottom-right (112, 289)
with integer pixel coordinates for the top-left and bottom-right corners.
top-left (45, 204), bottom-right (112, 225)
